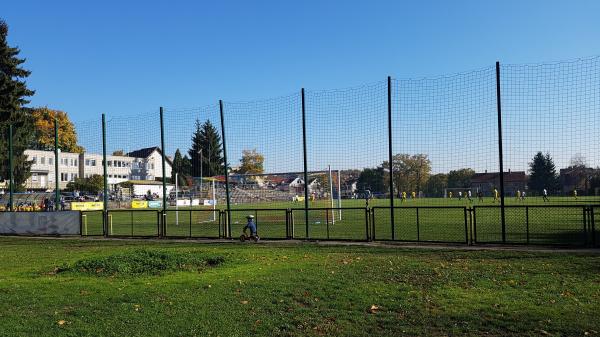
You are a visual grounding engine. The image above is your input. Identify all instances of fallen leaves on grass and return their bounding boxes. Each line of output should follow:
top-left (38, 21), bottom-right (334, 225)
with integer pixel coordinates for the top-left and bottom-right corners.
top-left (57, 320), bottom-right (68, 326)
top-left (368, 305), bottom-right (380, 314)
top-left (240, 300), bottom-right (249, 305)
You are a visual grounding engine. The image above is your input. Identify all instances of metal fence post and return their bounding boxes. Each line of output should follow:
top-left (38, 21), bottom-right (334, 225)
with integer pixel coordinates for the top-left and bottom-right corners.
top-left (591, 207), bottom-right (596, 247)
top-left (416, 208), bottom-right (420, 242)
top-left (472, 207), bottom-right (478, 243)
top-left (301, 88), bottom-right (309, 239)
top-left (583, 206), bottom-right (588, 246)
top-left (463, 207), bottom-right (469, 244)
top-left (102, 114), bottom-right (108, 237)
top-left (371, 208), bottom-right (376, 240)
top-left (365, 207), bottom-right (370, 241)
top-left (495, 61), bottom-right (506, 243)
top-left (159, 107), bottom-right (167, 238)
top-left (8, 124), bottom-right (13, 211)
top-left (54, 117), bottom-right (60, 210)
top-left (468, 207), bottom-right (474, 245)
top-left (525, 206), bottom-right (530, 244)
top-left (219, 100), bottom-right (232, 238)
top-left (387, 76), bottom-right (395, 240)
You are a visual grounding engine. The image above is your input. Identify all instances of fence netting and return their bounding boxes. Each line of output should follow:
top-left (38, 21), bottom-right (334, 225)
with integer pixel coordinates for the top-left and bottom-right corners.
top-left (305, 81), bottom-right (388, 239)
top-left (502, 56), bottom-right (600, 200)
top-left (1, 56), bottom-right (599, 245)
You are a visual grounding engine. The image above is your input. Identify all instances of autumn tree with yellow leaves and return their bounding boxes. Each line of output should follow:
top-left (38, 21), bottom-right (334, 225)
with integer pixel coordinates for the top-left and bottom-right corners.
top-left (30, 107), bottom-right (84, 153)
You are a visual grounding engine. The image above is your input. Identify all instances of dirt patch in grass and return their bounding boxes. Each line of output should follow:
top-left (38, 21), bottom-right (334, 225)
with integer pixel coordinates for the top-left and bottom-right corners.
top-left (56, 249), bottom-right (224, 276)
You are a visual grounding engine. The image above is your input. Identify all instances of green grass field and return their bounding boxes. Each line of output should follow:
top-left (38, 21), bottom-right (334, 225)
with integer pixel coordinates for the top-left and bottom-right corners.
top-left (0, 237), bottom-right (599, 337)
top-left (80, 196), bottom-right (600, 245)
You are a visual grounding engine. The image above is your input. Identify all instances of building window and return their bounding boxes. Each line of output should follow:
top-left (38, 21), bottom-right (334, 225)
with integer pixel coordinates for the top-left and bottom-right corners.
top-left (32, 173), bottom-right (38, 182)
top-left (49, 158), bottom-right (53, 165)
top-left (85, 159), bottom-right (90, 166)
top-left (61, 173), bottom-right (68, 182)
top-left (91, 159), bottom-right (96, 166)
top-left (107, 161), bottom-right (112, 167)
top-left (41, 157), bottom-right (45, 165)
top-left (31, 156), bottom-right (37, 164)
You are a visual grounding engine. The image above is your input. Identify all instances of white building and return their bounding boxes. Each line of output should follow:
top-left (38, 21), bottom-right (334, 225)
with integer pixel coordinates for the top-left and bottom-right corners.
top-left (25, 149), bottom-right (79, 190)
top-left (23, 147), bottom-right (172, 191)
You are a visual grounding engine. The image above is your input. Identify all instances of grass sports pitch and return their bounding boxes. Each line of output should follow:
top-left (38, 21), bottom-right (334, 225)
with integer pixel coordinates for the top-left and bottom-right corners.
top-left (80, 196), bottom-right (600, 245)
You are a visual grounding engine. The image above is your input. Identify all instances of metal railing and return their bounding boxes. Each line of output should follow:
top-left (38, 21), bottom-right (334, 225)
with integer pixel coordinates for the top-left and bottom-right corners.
top-left (77, 204), bottom-right (598, 247)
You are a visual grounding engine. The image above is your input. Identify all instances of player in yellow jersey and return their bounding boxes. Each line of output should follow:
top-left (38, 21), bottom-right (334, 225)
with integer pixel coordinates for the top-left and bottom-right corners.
top-left (573, 189), bottom-right (578, 200)
top-left (411, 191), bottom-right (416, 200)
top-left (448, 191), bottom-right (453, 199)
top-left (493, 188), bottom-right (499, 203)
top-left (401, 191), bottom-right (407, 202)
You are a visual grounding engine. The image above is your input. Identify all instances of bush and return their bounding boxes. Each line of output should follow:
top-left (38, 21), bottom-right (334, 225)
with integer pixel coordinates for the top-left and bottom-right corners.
top-left (57, 249), bottom-right (224, 276)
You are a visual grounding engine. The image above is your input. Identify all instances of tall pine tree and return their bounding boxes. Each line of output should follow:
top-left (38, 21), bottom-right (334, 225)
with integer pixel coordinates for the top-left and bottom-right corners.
top-left (528, 152), bottom-right (559, 193)
top-left (188, 119), bottom-right (224, 177)
top-left (171, 149), bottom-right (189, 187)
top-left (0, 20), bottom-right (35, 191)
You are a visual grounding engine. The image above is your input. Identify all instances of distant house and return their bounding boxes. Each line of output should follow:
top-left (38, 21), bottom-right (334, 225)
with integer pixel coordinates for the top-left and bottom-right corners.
top-left (280, 177), bottom-right (320, 194)
top-left (470, 171), bottom-right (527, 196)
top-left (288, 177), bottom-right (304, 190)
top-left (126, 147), bottom-right (173, 182)
top-left (559, 167), bottom-right (598, 195)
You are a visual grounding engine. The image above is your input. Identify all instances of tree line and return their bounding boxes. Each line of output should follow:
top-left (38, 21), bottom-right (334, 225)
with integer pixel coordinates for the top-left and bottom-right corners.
top-left (356, 151), bottom-right (599, 196)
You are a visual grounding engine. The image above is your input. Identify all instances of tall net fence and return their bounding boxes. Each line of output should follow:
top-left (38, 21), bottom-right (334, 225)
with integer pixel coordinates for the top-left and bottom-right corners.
top-left (222, 94), bottom-right (303, 201)
top-left (2, 56), bottom-right (599, 244)
top-left (304, 82), bottom-right (388, 239)
top-left (502, 57), bottom-right (600, 199)
top-left (161, 104), bottom-right (223, 237)
top-left (386, 68), bottom-right (499, 241)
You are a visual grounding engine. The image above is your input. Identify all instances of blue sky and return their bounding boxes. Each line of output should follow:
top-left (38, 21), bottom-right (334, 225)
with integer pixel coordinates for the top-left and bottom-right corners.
top-left (3, 0), bottom-right (600, 172)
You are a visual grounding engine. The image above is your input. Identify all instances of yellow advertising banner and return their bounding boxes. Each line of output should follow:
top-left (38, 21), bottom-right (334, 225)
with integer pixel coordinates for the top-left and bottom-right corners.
top-left (71, 202), bottom-right (104, 211)
top-left (131, 200), bottom-right (148, 209)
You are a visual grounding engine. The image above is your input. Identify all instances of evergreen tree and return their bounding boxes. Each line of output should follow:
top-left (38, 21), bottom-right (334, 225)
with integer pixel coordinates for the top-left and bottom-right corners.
top-left (528, 152), bottom-right (559, 193)
top-left (182, 155), bottom-right (192, 176)
top-left (188, 119), bottom-right (224, 177)
top-left (171, 149), bottom-right (188, 186)
top-left (0, 20), bottom-right (35, 191)
top-left (188, 120), bottom-right (203, 177)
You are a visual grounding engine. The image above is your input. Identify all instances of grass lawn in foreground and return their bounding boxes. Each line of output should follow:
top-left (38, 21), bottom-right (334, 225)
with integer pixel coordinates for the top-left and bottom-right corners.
top-left (0, 237), bottom-right (599, 336)
top-left (81, 196), bottom-right (600, 245)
